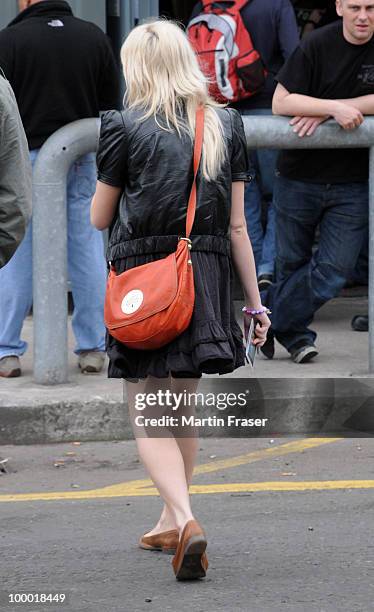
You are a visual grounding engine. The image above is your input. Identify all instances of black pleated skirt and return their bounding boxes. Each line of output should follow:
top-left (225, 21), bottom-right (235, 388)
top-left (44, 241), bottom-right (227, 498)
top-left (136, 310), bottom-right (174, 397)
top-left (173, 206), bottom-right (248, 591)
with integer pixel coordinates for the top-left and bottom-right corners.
top-left (106, 243), bottom-right (245, 380)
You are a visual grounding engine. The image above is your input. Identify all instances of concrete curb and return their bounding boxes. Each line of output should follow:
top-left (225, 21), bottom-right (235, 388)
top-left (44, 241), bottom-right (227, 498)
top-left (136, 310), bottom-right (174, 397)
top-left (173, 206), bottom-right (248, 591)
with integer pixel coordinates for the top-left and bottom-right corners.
top-left (1, 378), bottom-right (373, 444)
top-left (0, 298), bottom-right (371, 444)
top-left (0, 400), bottom-right (132, 445)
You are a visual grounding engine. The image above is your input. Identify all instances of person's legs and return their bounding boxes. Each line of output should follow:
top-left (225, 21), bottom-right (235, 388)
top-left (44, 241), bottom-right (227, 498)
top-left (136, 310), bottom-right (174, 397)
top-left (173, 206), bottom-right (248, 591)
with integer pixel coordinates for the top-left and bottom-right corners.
top-left (268, 179), bottom-right (368, 354)
top-left (0, 220), bottom-right (33, 359)
top-left (171, 377), bottom-right (199, 484)
top-left (241, 109), bottom-right (264, 272)
top-left (256, 147), bottom-right (278, 278)
top-left (244, 165), bottom-right (263, 272)
top-left (311, 182), bottom-right (368, 310)
top-left (245, 108), bottom-right (278, 278)
top-left (126, 375), bottom-right (200, 535)
top-left (267, 176), bottom-right (322, 351)
top-left (350, 226), bottom-right (368, 286)
top-left (66, 153), bottom-right (107, 354)
top-left (0, 149), bottom-right (38, 361)
top-left (154, 376), bottom-right (199, 532)
top-left (260, 200), bottom-right (276, 278)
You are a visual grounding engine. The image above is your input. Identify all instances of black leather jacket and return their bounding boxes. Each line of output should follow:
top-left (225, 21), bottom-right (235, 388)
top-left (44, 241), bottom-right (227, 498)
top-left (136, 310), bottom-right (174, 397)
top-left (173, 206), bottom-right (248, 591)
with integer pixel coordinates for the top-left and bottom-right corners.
top-left (96, 106), bottom-right (251, 261)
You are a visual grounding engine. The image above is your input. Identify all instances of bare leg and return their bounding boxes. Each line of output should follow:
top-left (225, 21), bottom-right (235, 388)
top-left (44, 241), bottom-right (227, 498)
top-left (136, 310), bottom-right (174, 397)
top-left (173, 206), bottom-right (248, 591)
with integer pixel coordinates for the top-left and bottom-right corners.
top-left (126, 375), bottom-right (200, 535)
top-left (153, 377), bottom-right (200, 534)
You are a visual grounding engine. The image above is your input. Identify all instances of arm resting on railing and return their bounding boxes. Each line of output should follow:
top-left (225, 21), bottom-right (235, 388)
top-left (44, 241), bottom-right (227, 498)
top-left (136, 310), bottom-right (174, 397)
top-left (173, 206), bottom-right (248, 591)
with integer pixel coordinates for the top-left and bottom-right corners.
top-left (340, 94), bottom-right (374, 115)
top-left (272, 83), bottom-right (364, 131)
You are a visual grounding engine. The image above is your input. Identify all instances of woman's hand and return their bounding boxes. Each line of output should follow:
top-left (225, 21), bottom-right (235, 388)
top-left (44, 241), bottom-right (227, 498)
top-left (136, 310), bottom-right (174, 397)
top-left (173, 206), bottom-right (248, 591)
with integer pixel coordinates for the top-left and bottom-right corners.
top-left (244, 311), bottom-right (271, 348)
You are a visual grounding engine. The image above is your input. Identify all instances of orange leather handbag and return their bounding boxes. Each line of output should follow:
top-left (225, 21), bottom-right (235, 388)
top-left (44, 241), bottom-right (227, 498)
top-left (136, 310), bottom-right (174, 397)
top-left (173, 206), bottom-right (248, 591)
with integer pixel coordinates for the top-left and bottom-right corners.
top-left (104, 106), bottom-right (204, 350)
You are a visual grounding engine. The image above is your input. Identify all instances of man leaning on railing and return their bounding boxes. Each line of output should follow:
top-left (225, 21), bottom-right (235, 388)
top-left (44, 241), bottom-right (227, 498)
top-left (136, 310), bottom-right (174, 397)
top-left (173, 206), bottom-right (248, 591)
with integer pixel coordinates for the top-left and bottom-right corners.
top-left (260, 0), bottom-right (373, 364)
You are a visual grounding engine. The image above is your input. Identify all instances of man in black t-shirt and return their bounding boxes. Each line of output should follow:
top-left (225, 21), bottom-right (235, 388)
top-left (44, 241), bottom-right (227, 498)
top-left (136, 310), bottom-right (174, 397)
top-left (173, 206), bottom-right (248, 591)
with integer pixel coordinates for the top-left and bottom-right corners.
top-left (262, 0), bottom-right (373, 364)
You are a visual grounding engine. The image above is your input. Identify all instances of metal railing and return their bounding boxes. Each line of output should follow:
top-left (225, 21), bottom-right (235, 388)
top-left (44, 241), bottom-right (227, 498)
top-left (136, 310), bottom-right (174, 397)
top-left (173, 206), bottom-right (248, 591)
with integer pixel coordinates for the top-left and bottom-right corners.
top-left (32, 118), bottom-right (100, 384)
top-left (32, 115), bottom-right (374, 383)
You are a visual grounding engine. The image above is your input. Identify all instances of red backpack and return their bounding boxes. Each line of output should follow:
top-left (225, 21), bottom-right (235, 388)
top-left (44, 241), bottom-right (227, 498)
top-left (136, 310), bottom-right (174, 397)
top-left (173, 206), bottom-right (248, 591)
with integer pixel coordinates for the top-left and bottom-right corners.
top-left (187, 0), bottom-right (266, 103)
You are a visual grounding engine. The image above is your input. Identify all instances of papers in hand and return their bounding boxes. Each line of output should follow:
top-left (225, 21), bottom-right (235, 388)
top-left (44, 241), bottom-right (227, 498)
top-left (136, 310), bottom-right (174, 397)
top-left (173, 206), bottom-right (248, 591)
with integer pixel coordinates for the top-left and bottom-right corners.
top-left (244, 316), bottom-right (257, 368)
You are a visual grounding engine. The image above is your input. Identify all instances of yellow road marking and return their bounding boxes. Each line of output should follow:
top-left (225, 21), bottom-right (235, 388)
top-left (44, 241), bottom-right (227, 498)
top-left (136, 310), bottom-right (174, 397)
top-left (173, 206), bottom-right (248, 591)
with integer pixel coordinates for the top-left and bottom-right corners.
top-left (0, 481), bottom-right (373, 502)
top-left (105, 480), bottom-right (374, 496)
top-left (0, 437), bottom-right (342, 503)
top-left (193, 437), bottom-right (341, 475)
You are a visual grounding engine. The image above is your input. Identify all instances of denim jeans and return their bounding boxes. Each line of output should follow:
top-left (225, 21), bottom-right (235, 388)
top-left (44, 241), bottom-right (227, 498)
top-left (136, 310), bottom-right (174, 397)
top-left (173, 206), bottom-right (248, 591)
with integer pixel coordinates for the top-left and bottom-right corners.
top-left (351, 230), bottom-right (368, 285)
top-left (241, 108), bottom-right (277, 276)
top-left (266, 175), bottom-right (368, 351)
top-left (0, 150), bottom-right (107, 358)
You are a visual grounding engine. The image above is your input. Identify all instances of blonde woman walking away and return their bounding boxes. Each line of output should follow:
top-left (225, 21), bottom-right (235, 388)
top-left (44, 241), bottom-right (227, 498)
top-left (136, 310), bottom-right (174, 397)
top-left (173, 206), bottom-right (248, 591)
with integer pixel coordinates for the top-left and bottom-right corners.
top-left (91, 19), bottom-right (270, 581)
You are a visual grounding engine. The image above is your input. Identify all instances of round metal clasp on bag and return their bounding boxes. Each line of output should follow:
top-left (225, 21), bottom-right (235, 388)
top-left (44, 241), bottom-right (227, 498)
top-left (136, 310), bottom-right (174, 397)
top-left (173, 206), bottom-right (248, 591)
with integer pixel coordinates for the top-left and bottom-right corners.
top-left (179, 237), bottom-right (192, 249)
top-left (121, 290), bottom-right (144, 314)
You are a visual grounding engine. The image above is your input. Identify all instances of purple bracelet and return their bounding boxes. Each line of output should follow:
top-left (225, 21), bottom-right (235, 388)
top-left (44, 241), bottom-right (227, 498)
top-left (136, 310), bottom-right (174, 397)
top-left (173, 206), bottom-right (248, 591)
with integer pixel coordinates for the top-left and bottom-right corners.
top-left (242, 306), bottom-right (271, 316)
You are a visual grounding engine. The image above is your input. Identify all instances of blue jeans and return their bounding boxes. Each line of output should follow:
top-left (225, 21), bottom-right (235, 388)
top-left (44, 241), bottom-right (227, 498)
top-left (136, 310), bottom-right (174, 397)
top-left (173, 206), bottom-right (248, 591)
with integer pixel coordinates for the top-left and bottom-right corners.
top-left (0, 150), bottom-right (107, 358)
top-left (242, 108), bottom-right (277, 277)
top-left (351, 231), bottom-right (368, 285)
top-left (266, 176), bottom-right (368, 351)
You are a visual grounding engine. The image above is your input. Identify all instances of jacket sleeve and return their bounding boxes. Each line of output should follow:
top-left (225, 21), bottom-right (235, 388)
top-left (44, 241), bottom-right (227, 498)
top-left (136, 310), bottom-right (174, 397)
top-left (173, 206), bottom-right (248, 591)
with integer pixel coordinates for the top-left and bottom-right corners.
top-left (0, 78), bottom-right (32, 268)
top-left (96, 110), bottom-right (127, 189)
top-left (228, 109), bottom-right (252, 182)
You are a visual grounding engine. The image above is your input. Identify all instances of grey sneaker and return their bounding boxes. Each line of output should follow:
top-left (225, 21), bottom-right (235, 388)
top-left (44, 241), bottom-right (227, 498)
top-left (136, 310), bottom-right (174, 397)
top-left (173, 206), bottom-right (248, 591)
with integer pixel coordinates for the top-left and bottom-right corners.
top-left (0, 356), bottom-right (21, 378)
top-left (290, 345), bottom-right (318, 364)
top-left (78, 351), bottom-right (105, 374)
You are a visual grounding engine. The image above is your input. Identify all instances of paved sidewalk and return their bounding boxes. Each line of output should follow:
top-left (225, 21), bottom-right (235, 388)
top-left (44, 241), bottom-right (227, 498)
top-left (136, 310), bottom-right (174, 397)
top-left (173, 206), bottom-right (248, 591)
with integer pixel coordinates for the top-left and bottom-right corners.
top-left (0, 297), bottom-right (370, 444)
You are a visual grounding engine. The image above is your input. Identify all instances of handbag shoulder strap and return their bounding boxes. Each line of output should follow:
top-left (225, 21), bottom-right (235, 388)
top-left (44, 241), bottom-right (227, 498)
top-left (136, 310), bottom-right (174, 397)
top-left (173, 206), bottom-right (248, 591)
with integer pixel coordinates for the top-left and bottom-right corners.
top-left (185, 106), bottom-right (204, 239)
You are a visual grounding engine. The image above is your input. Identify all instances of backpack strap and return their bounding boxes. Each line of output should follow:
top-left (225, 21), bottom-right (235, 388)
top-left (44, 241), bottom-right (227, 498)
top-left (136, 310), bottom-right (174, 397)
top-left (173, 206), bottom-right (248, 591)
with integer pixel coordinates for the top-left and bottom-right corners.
top-left (185, 106), bottom-right (204, 239)
top-left (233, 0), bottom-right (250, 10)
top-left (200, 0), bottom-right (249, 12)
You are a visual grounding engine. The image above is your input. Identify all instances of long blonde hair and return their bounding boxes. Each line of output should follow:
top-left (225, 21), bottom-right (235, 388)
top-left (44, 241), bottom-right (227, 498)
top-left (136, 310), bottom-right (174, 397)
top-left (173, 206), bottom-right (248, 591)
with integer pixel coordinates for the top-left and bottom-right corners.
top-left (120, 19), bottom-right (226, 181)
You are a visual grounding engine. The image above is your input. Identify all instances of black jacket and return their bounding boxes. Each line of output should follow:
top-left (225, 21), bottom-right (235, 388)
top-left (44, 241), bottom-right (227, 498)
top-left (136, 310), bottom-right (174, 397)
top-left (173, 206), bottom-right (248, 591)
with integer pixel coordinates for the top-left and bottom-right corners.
top-left (96, 107), bottom-right (251, 262)
top-left (0, 0), bottom-right (119, 149)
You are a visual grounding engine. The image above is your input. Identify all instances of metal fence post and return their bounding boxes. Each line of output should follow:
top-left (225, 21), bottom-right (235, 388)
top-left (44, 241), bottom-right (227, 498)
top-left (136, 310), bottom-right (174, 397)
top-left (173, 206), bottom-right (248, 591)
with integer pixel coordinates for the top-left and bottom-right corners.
top-left (32, 118), bottom-right (100, 385)
top-left (369, 147), bottom-right (374, 372)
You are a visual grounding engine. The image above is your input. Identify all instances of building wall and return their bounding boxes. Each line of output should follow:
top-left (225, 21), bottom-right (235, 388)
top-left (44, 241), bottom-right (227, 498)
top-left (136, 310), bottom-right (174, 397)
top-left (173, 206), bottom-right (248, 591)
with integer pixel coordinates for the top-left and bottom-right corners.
top-left (118, 0), bottom-right (158, 38)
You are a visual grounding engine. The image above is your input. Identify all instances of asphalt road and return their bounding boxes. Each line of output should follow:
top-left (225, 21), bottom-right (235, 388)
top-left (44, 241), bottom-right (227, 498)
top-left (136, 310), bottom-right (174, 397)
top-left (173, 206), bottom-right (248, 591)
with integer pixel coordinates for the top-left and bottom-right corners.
top-left (0, 437), bottom-right (373, 612)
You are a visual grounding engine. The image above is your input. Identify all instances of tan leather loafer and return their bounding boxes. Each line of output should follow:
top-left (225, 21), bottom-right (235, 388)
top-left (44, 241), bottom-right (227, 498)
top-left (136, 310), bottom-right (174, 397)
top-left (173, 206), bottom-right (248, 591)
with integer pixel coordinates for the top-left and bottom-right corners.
top-left (139, 529), bottom-right (179, 554)
top-left (172, 519), bottom-right (208, 580)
